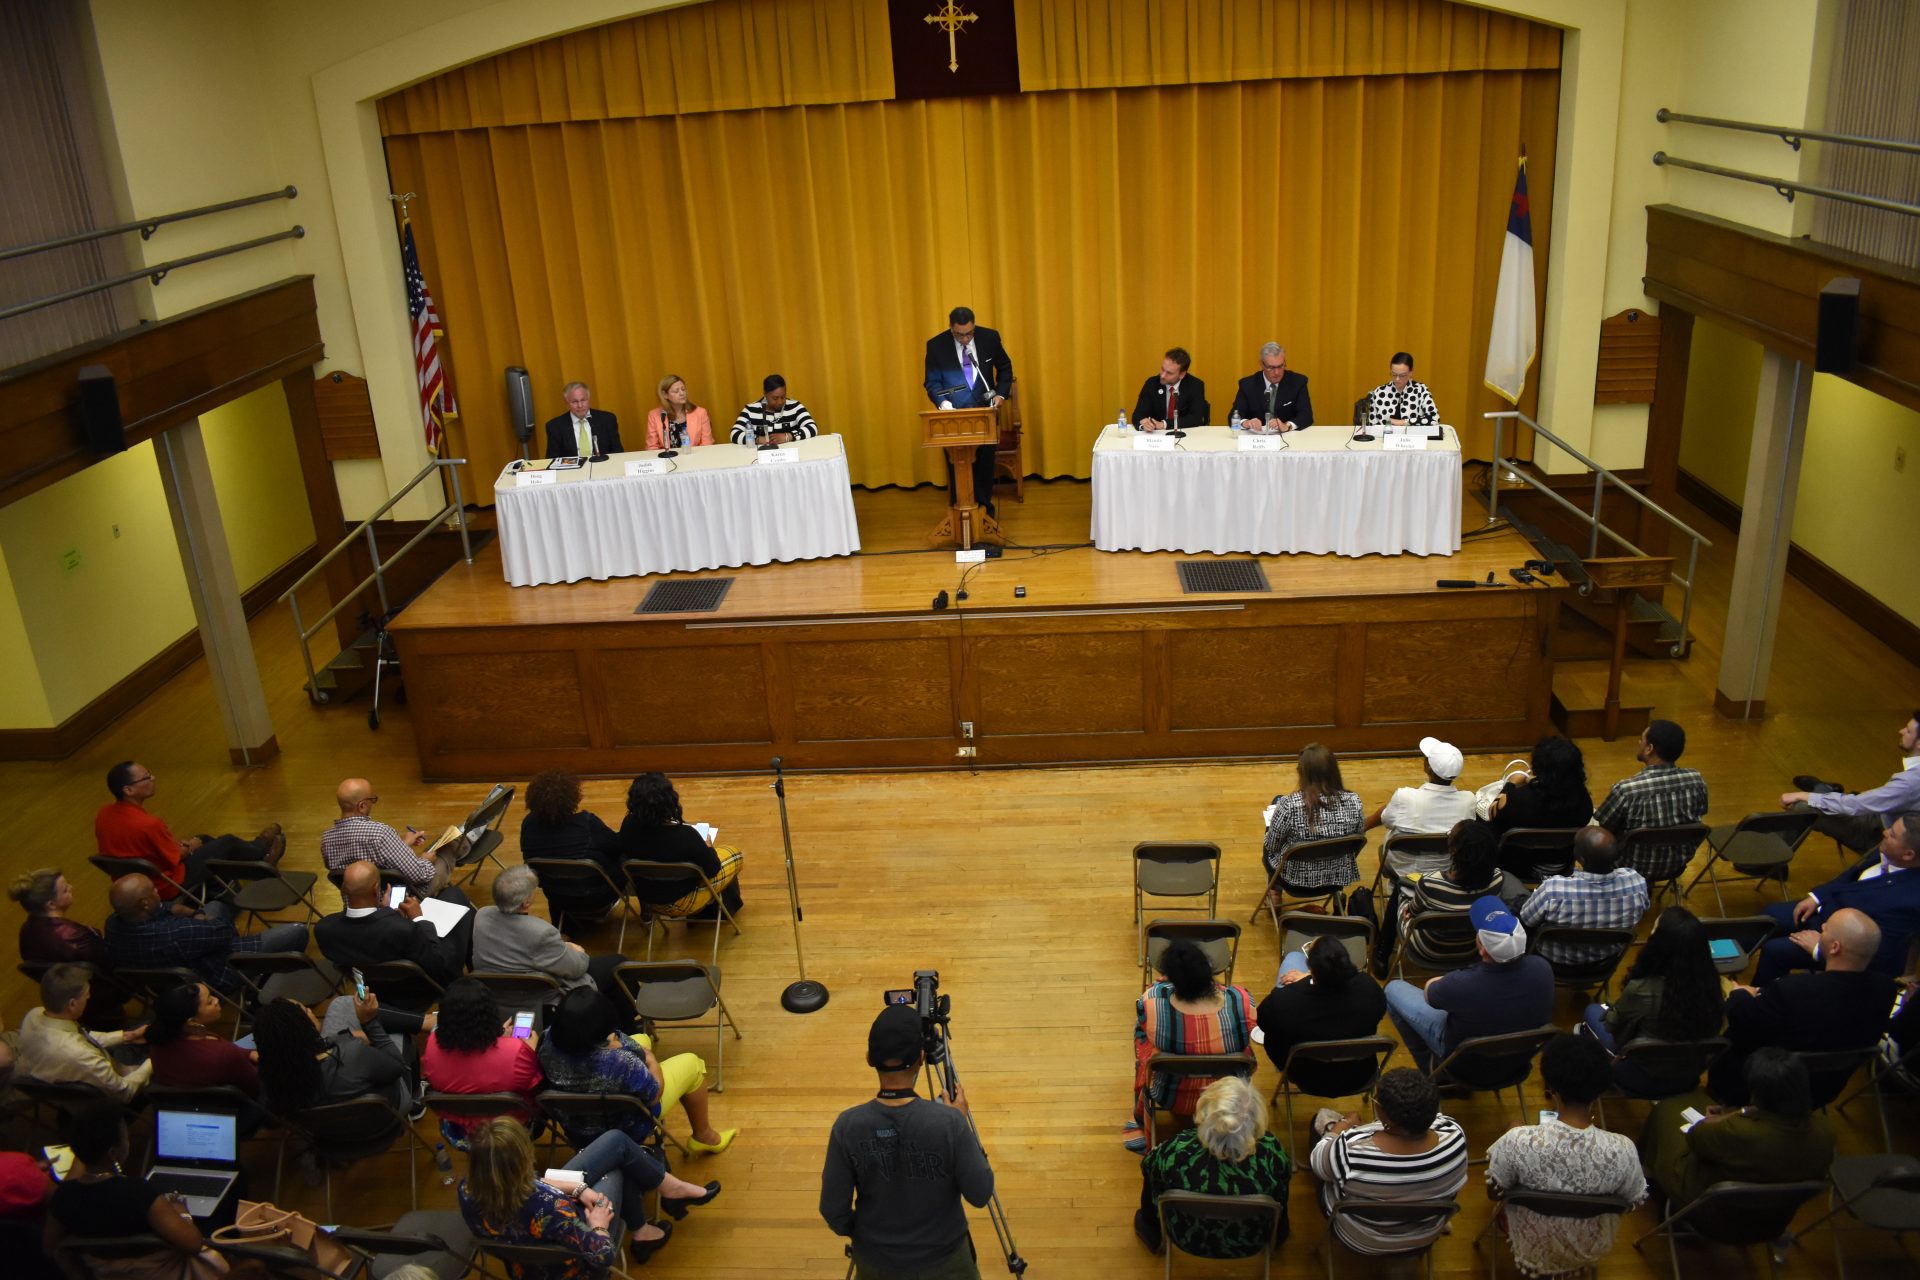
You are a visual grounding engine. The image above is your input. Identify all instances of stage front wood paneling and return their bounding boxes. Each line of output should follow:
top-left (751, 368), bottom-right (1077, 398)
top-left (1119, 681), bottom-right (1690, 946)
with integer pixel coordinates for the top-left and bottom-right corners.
top-left (390, 524), bottom-right (1561, 779)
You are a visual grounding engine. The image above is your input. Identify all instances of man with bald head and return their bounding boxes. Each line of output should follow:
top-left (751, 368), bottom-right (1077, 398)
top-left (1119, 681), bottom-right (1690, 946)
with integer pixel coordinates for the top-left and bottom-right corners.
top-left (1517, 826), bottom-right (1648, 967)
top-left (1755, 811), bottom-right (1920, 984)
top-left (101, 873), bottom-right (309, 995)
top-left (1712, 908), bottom-right (1897, 1105)
top-left (320, 777), bottom-right (454, 898)
top-left (314, 859), bottom-right (469, 1026)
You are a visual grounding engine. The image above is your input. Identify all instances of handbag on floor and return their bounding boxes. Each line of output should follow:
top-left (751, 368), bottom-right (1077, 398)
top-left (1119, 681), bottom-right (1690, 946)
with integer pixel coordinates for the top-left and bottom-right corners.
top-left (211, 1201), bottom-right (355, 1276)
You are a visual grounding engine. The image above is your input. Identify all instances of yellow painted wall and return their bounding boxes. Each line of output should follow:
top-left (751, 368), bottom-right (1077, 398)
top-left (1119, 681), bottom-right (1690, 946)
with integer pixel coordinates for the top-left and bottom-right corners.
top-left (1677, 318), bottom-right (1762, 503)
top-left (200, 384), bottom-right (318, 588)
top-left (0, 548), bottom-right (54, 729)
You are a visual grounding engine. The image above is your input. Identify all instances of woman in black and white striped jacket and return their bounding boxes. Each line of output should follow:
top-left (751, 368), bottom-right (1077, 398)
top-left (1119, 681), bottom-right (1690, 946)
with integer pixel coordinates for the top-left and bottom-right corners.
top-left (729, 373), bottom-right (819, 444)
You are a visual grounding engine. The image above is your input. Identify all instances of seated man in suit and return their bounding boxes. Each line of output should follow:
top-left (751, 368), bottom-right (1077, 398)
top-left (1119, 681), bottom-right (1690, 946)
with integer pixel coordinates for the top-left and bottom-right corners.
top-left (102, 873), bottom-right (309, 996)
top-left (1131, 347), bottom-right (1208, 432)
top-left (1711, 908), bottom-right (1896, 1104)
top-left (1363, 351), bottom-right (1441, 429)
top-left (543, 381), bottom-right (623, 459)
top-left (923, 306), bottom-right (1013, 518)
top-left (315, 860), bottom-right (469, 1030)
top-left (470, 864), bottom-right (624, 1015)
top-left (1755, 810), bottom-right (1920, 984)
top-left (1230, 341), bottom-right (1313, 434)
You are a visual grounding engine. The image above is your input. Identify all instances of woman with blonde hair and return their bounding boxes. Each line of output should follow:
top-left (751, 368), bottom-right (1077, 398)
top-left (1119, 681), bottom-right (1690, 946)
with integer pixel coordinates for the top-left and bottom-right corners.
top-left (1261, 744), bottom-right (1364, 898)
top-left (1136, 1075), bottom-right (1292, 1255)
top-left (11, 868), bottom-right (124, 1027)
top-left (645, 374), bottom-right (714, 450)
top-left (459, 1116), bottom-right (719, 1272)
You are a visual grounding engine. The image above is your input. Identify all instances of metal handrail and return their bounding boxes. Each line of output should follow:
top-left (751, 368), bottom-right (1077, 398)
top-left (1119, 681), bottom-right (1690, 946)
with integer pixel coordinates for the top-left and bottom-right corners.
top-left (0, 186), bottom-right (298, 262)
top-left (1657, 108), bottom-right (1920, 158)
top-left (0, 228), bottom-right (305, 323)
top-left (282, 457), bottom-right (473, 701)
top-left (1485, 411), bottom-right (1711, 658)
top-left (1653, 153), bottom-right (1920, 219)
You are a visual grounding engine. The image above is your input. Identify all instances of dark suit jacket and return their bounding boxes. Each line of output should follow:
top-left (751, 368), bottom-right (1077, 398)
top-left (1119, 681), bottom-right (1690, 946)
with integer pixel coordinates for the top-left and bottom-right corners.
top-left (314, 906), bottom-right (466, 1010)
top-left (1810, 858), bottom-right (1920, 976)
top-left (543, 409), bottom-right (623, 459)
top-left (1710, 968), bottom-right (1897, 1104)
top-left (923, 328), bottom-right (1013, 408)
top-left (1131, 375), bottom-right (1209, 429)
top-left (1231, 370), bottom-right (1313, 429)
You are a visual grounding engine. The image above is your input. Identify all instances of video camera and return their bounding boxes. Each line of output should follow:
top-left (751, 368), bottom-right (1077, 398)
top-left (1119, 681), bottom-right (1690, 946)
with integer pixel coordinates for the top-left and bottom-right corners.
top-left (882, 969), bottom-right (951, 1067)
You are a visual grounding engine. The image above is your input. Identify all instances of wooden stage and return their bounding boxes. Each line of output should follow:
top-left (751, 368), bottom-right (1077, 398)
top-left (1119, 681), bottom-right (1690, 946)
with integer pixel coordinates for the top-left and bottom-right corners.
top-left (390, 480), bottom-right (1563, 780)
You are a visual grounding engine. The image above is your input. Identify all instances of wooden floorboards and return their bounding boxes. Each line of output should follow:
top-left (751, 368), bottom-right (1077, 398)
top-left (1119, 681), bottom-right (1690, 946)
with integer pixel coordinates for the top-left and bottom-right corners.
top-left (3, 484), bottom-right (1918, 1277)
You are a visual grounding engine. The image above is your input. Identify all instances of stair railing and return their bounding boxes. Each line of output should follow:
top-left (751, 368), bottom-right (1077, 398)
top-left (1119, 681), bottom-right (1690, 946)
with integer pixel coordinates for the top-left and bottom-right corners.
top-left (282, 458), bottom-right (473, 700)
top-left (1484, 411), bottom-right (1711, 657)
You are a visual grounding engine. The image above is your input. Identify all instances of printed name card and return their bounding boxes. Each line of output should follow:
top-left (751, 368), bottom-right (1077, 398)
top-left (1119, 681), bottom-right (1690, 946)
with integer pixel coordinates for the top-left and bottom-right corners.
top-left (625, 459), bottom-right (668, 476)
top-left (755, 448), bottom-right (800, 465)
top-left (516, 470), bottom-right (558, 487)
top-left (1237, 435), bottom-right (1283, 452)
top-left (1381, 433), bottom-right (1427, 451)
top-left (1133, 433), bottom-right (1176, 452)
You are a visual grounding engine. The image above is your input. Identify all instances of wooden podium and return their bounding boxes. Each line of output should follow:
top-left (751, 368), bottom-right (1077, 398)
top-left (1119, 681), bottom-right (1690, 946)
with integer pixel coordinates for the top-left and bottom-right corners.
top-left (921, 405), bottom-right (1007, 549)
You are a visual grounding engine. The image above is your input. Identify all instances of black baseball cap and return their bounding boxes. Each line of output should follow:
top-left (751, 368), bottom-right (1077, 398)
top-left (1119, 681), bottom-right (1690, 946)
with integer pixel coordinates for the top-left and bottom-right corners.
top-left (868, 1004), bottom-right (923, 1070)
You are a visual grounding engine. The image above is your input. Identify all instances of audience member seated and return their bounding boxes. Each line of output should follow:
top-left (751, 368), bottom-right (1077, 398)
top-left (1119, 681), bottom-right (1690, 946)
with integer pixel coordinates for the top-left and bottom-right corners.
top-left (1384, 897), bottom-right (1553, 1073)
top-left (1485, 1034), bottom-right (1646, 1277)
top-left (1486, 735), bottom-right (1595, 854)
top-left (103, 874), bottom-right (308, 996)
top-left (1256, 934), bottom-right (1386, 1097)
top-left (1780, 710), bottom-right (1920, 855)
top-left (1365, 818), bottom-right (1502, 977)
top-left (1307, 1068), bottom-right (1468, 1257)
top-left (1593, 720), bottom-right (1708, 883)
top-left (460, 1116), bottom-right (719, 1271)
top-left (421, 978), bottom-right (543, 1150)
top-left (539, 987), bottom-right (736, 1154)
top-left (0, 1149), bottom-right (57, 1280)
top-left (1135, 1076), bottom-right (1292, 1257)
top-left (315, 860), bottom-right (469, 1024)
top-left (1640, 1048), bottom-right (1835, 1232)
top-left (1517, 828), bottom-right (1648, 967)
top-left (16, 964), bottom-right (148, 1101)
top-left (616, 773), bottom-right (743, 919)
top-left (471, 865), bottom-right (624, 1012)
top-left (1261, 743), bottom-right (1364, 900)
top-left (1755, 811), bottom-right (1920, 984)
top-left (1710, 908), bottom-right (1896, 1105)
top-left (518, 769), bottom-right (624, 929)
top-left (1584, 906), bottom-right (1725, 1095)
top-left (146, 982), bottom-right (260, 1097)
top-left (1369, 738), bottom-right (1478, 880)
top-left (254, 992), bottom-right (418, 1121)
top-left (320, 778), bottom-right (465, 900)
top-left (44, 1101), bottom-right (223, 1277)
top-left (12, 869), bottom-right (125, 1028)
top-left (95, 759), bottom-right (283, 903)
top-left (1128, 938), bottom-right (1257, 1153)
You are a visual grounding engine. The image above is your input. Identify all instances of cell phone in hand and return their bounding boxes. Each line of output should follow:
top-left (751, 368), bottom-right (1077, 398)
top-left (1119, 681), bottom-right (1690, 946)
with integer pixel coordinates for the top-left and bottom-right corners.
top-left (512, 1010), bottom-right (535, 1039)
top-left (387, 884), bottom-right (407, 910)
top-left (352, 968), bottom-right (368, 1002)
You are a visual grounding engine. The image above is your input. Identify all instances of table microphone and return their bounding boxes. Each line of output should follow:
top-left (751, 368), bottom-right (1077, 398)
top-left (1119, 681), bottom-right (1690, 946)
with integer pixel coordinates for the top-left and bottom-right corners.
top-left (757, 407), bottom-right (779, 451)
top-left (1167, 385), bottom-right (1184, 439)
top-left (658, 411), bottom-right (679, 460)
top-left (1351, 408), bottom-right (1376, 444)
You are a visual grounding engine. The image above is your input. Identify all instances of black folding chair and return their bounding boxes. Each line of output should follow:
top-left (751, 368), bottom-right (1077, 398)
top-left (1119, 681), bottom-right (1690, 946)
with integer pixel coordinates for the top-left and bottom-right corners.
top-left (280, 1093), bottom-right (424, 1220)
top-left (326, 1219), bottom-right (477, 1280)
top-left (1634, 1178), bottom-right (1826, 1277)
top-left (1783, 1154), bottom-right (1920, 1278)
top-left (1599, 1037), bottom-right (1730, 1124)
top-left (87, 853), bottom-right (204, 910)
top-left (1428, 1026), bottom-right (1561, 1140)
top-left (1154, 1190), bottom-right (1285, 1278)
top-left (1267, 1035), bottom-right (1394, 1154)
top-left (1253, 835), bottom-right (1366, 929)
top-left (1495, 827), bottom-right (1584, 883)
top-left (450, 783), bottom-right (516, 887)
top-left (1142, 918), bottom-right (1241, 988)
top-left (1474, 1188), bottom-right (1637, 1278)
top-left (1527, 924), bottom-right (1638, 997)
top-left (1619, 822), bottom-right (1711, 904)
top-left (1700, 915), bottom-right (1778, 977)
top-left (1324, 1196), bottom-right (1461, 1278)
top-left (1372, 832), bottom-right (1453, 896)
top-left (1137, 1052), bottom-right (1256, 1150)
top-left (205, 856), bottom-right (324, 926)
top-left (525, 855), bottom-right (645, 949)
top-left (1391, 909), bottom-right (1478, 981)
top-left (1683, 811), bottom-right (1820, 914)
top-left (1135, 841), bottom-right (1221, 964)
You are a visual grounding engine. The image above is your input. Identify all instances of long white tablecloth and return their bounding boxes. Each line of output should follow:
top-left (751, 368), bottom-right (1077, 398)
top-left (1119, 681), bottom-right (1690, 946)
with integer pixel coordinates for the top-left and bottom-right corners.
top-left (1090, 424), bottom-right (1462, 557)
top-left (493, 435), bottom-right (861, 586)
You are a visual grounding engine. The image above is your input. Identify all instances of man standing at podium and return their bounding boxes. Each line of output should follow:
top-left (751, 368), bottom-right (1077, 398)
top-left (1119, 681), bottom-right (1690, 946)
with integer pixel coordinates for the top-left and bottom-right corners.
top-left (923, 306), bottom-right (1013, 518)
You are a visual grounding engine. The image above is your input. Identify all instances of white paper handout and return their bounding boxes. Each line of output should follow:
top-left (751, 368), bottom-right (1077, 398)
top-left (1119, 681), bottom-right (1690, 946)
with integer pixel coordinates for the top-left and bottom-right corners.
top-left (412, 896), bottom-right (472, 938)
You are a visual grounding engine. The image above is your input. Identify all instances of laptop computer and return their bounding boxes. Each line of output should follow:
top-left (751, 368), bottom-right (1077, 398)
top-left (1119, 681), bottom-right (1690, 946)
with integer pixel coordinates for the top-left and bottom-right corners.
top-left (145, 1109), bottom-right (240, 1218)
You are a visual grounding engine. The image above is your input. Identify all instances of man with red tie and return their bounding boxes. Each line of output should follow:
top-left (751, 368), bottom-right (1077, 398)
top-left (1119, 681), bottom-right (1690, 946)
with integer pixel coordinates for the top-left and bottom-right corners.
top-left (923, 306), bottom-right (1013, 518)
top-left (1132, 347), bottom-right (1209, 432)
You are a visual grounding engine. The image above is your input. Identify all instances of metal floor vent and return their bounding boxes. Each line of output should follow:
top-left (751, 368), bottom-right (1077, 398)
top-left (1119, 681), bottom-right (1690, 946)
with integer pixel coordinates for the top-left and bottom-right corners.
top-left (1177, 560), bottom-right (1270, 594)
top-left (636, 578), bottom-right (734, 614)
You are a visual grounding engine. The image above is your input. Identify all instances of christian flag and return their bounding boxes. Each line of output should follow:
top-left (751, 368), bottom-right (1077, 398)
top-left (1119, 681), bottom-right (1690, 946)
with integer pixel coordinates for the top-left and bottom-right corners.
top-left (1483, 159), bottom-right (1536, 405)
top-left (401, 218), bottom-right (457, 455)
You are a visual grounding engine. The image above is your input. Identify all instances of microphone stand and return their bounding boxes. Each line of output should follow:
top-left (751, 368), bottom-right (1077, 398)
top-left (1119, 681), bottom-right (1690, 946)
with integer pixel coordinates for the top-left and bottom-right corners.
top-left (658, 410), bottom-right (680, 460)
top-left (1166, 385), bottom-right (1185, 439)
top-left (1351, 391), bottom-right (1377, 444)
top-left (756, 404), bottom-right (779, 452)
top-left (770, 755), bottom-right (829, 1013)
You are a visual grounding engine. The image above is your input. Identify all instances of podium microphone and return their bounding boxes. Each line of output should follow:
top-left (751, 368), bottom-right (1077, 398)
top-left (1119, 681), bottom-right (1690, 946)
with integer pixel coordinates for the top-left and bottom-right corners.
top-left (770, 755), bottom-right (829, 1014)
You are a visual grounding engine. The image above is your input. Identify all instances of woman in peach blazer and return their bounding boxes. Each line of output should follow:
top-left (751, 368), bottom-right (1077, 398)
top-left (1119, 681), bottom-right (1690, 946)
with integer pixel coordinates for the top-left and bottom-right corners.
top-left (645, 374), bottom-right (715, 450)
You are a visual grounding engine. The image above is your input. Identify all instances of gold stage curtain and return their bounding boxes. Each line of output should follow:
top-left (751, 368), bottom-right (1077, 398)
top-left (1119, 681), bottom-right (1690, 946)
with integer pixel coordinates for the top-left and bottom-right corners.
top-left (1014, 0), bottom-right (1561, 91)
top-left (376, 0), bottom-right (895, 135)
top-left (388, 64), bottom-right (1555, 490)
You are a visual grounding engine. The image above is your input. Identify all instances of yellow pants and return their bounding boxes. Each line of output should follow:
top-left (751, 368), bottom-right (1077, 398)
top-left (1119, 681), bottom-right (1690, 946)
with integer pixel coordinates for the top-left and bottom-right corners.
top-left (656, 845), bottom-right (743, 917)
top-left (630, 1033), bottom-right (708, 1114)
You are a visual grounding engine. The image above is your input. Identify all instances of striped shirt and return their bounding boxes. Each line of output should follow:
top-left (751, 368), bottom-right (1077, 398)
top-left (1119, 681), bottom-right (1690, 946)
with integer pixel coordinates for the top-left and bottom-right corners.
top-left (729, 397), bottom-right (818, 444)
top-left (1594, 765), bottom-right (1709, 880)
top-left (1310, 1114), bottom-right (1469, 1255)
top-left (1399, 868), bottom-right (1504, 969)
top-left (1133, 983), bottom-right (1257, 1117)
top-left (1519, 868), bottom-right (1649, 964)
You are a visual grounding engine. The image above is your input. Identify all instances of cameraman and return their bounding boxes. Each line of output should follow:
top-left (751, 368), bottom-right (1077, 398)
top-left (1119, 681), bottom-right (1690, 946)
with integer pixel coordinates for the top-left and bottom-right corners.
top-left (821, 1005), bottom-right (995, 1278)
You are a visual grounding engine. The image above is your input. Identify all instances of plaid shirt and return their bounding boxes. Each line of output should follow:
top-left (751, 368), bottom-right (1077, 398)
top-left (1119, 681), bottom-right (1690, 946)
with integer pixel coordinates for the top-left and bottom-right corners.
top-left (1594, 765), bottom-right (1708, 881)
top-left (102, 905), bottom-right (264, 994)
top-left (1520, 868), bottom-right (1649, 965)
top-left (320, 815), bottom-right (439, 888)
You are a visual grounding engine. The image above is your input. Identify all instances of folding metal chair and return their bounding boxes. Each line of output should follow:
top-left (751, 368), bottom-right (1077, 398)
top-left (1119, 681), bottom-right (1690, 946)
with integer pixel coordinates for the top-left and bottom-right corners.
top-left (525, 855), bottom-right (646, 949)
top-left (326, 1218), bottom-right (476, 1280)
top-left (1390, 909), bottom-right (1478, 981)
top-left (1323, 1196), bottom-right (1461, 1278)
top-left (1252, 835), bottom-right (1365, 932)
top-left (1783, 1154), bottom-right (1920, 1278)
top-left (280, 1092), bottom-right (425, 1220)
top-left (1834, 1038), bottom-right (1920, 1152)
top-left (534, 1090), bottom-right (677, 1160)
top-left (229, 951), bottom-right (343, 1034)
top-left (1598, 1037), bottom-right (1730, 1125)
top-left (1154, 1190), bottom-right (1285, 1278)
top-left (1494, 827), bottom-right (1583, 884)
top-left (1473, 1188), bottom-right (1636, 1278)
top-left (1427, 1025), bottom-right (1561, 1140)
top-left (1683, 811), bottom-right (1819, 914)
top-left (1137, 1052), bottom-right (1256, 1150)
top-left (1372, 832), bottom-right (1452, 896)
top-left (1142, 918), bottom-right (1241, 988)
top-left (1700, 915), bottom-right (1778, 977)
top-left (1527, 924), bottom-right (1638, 998)
top-left (1276, 912), bottom-right (1376, 973)
top-left (1793, 1044), bottom-right (1884, 1111)
top-left (1620, 823), bottom-right (1711, 906)
top-left (87, 853), bottom-right (204, 911)
top-left (363, 958), bottom-right (448, 1009)
top-left (475, 1234), bottom-right (633, 1280)
top-left (205, 856), bottom-right (324, 926)
top-left (1633, 1178), bottom-right (1826, 1277)
top-left (1135, 842), bottom-right (1220, 964)
top-left (615, 959), bottom-right (742, 1093)
top-left (1267, 1035), bottom-right (1394, 1153)
top-left (450, 783), bottom-right (516, 887)
top-left (621, 859), bottom-right (741, 969)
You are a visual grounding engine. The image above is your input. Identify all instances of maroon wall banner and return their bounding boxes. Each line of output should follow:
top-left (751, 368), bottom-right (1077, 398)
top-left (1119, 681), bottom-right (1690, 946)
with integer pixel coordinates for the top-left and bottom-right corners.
top-left (889, 0), bottom-right (1020, 99)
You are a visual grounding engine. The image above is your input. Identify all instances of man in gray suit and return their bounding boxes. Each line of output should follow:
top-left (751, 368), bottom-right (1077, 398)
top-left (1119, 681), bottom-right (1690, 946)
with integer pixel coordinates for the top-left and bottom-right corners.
top-left (471, 865), bottom-right (625, 1015)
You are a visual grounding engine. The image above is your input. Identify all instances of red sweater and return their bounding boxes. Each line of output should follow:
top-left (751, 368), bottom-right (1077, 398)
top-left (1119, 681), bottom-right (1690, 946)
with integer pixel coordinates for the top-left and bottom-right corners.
top-left (94, 802), bottom-right (185, 898)
top-left (422, 1035), bottom-right (544, 1131)
top-left (150, 1035), bottom-right (260, 1096)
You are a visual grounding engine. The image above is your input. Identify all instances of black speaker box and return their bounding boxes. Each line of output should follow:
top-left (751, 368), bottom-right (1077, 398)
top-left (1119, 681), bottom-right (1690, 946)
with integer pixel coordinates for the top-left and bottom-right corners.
top-left (75, 364), bottom-right (126, 454)
top-left (506, 366), bottom-right (535, 443)
top-left (1815, 276), bottom-right (1860, 374)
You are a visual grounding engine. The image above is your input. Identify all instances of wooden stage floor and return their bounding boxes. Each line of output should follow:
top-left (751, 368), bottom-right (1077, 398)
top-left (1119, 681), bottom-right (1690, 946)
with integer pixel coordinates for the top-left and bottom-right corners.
top-left (393, 480), bottom-right (1563, 779)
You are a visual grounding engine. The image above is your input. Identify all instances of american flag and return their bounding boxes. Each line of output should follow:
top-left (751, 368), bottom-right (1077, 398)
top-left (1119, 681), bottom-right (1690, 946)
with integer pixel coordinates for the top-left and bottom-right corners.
top-left (401, 218), bottom-right (456, 454)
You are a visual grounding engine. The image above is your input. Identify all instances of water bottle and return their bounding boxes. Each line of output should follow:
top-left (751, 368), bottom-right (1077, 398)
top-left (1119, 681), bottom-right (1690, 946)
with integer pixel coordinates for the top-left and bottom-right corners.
top-left (434, 1142), bottom-right (455, 1185)
top-left (1230, 409), bottom-right (1242, 434)
top-left (1117, 408), bottom-right (1129, 434)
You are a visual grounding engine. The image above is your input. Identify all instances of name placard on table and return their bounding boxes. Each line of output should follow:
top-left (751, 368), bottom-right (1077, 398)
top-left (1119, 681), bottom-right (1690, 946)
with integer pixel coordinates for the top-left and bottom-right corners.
top-left (515, 470), bottom-right (558, 487)
top-left (1237, 435), bottom-right (1285, 452)
top-left (1381, 433), bottom-right (1429, 452)
top-left (625, 458), bottom-right (669, 476)
top-left (755, 447), bottom-right (800, 465)
top-left (1132, 433), bottom-right (1177, 452)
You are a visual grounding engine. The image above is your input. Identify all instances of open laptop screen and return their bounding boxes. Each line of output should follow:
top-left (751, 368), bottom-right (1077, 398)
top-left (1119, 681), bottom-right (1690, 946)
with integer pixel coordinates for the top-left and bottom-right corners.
top-left (154, 1110), bottom-right (237, 1166)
